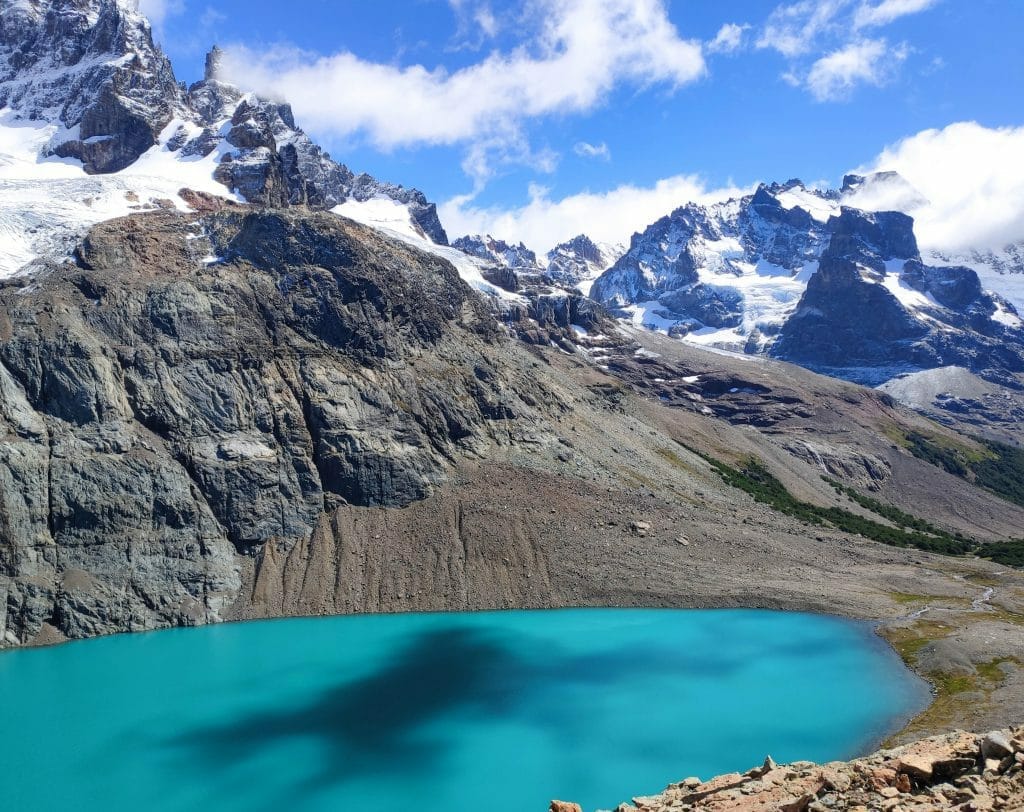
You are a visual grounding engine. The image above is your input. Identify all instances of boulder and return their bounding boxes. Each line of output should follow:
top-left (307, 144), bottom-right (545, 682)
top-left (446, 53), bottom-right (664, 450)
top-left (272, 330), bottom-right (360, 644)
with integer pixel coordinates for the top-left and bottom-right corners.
top-left (980, 731), bottom-right (1014, 760)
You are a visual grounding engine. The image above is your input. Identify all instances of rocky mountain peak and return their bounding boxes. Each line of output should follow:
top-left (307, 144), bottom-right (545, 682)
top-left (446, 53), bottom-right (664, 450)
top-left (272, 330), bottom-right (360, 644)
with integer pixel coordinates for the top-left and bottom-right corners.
top-left (827, 207), bottom-right (920, 267)
top-left (0, 3), bottom-right (450, 253)
top-left (545, 234), bottom-right (625, 292)
top-left (0, 0), bottom-right (183, 172)
top-left (452, 234), bottom-right (540, 269)
top-left (204, 43), bottom-right (224, 82)
top-left (587, 176), bottom-right (1024, 384)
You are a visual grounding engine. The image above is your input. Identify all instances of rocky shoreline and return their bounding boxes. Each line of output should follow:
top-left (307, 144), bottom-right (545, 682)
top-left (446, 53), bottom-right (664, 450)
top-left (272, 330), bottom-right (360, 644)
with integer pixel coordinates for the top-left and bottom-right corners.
top-left (550, 727), bottom-right (1024, 812)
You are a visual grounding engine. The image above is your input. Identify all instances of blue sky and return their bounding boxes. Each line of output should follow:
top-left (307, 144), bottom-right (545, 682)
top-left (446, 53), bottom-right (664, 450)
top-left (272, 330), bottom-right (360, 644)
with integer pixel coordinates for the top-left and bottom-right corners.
top-left (144, 0), bottom-right (1024, 249)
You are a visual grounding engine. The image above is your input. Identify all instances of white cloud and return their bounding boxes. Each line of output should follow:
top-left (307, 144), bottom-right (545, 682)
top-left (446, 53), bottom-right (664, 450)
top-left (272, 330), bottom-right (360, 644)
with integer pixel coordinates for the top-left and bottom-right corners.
top-left (136, 0), bottom-right (184, 29)
top-left (804, 38), bottom-right (906, 101)
top-left (221, 0), bottom-right (704, 184)
top-left (574, 141), bottom-right (611, 160)
top-left (448, 0), bottom-right (500, 47)
top-left (440, 175), bottom-right (750, 253)
top-left (707, 23), bottom-right (749, 55)
top-left (756, 0), bottom-right (934, 100)
top-left (850, 122), bottom-right (1024, 253)
top-left (853, 0), bottom-right (939, 29)
top-left (757, 0), bottom-right (852, 57)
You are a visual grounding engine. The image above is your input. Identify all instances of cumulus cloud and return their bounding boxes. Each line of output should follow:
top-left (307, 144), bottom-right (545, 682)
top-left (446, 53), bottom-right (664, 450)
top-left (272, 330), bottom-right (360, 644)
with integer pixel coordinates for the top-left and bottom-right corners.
top-left (439, 175), bottom-right (750, 253)
top-left (853, 0), bottom-right (939, 29)
top-left (805, 38), bottom-right (906, 100)
top-left (707, 23), bottom-right (749, 55)
top-left (221, 0), bottom-right (705, 184)
top-left (850, 122), bottom-right (1024, 252)
top-left (574, 141), bottom-right (611, 160)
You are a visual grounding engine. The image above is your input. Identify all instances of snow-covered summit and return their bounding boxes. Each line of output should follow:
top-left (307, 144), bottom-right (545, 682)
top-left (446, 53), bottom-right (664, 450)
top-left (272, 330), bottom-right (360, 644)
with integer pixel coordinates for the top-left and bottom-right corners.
top-left (588, 178), bottom-right (1024, 385)
top-left (451, 234), bottom-right (542, 271)
top-left (545, 234), bottom-right (625, 295)
top-left (0, 0), bottom-right (182, 173)
top-left (0, 0), bottom-right (449, 279)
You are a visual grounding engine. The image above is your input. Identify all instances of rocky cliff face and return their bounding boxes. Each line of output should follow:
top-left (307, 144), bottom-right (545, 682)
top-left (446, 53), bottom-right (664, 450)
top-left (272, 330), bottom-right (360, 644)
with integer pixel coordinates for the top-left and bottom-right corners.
top-left (545, 234), bottom-right (625, 293)
top-left (774, 208), bottom-right (1024, 385)
top-left (0, 205), bottom-right (552, 645)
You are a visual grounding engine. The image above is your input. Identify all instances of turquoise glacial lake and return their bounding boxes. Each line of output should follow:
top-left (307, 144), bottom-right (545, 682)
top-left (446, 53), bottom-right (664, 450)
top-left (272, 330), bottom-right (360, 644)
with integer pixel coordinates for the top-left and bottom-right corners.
top-left (0, 609), bottom-right (928, 812)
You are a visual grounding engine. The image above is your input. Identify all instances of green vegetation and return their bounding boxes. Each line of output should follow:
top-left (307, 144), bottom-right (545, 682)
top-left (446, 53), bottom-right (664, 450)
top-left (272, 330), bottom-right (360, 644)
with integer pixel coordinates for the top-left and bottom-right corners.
top-left (880, 623), bottom-right (1020, 743)
top-left (975, 657), bottom-right (1022, 683)
top-left (978, 540), bottom-right (1024, 568)
top-left (904, 432), bottom-right (972, 476)
top-left (904, 432), bottom-right (1024, 510)
top-left (972, 441), bottom-right (1024, 508)
top-left (827, 480), bottom-right (976, 550)
top-left (701, 454), bottom-right (976, 555)
top-left (691, 447), bottom-right (1022, 566)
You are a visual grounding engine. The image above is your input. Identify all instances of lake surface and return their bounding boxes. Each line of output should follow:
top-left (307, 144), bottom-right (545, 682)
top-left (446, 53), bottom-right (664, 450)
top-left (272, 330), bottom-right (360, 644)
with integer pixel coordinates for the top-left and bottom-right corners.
top-left (0, 609), bottom-right (928, 812)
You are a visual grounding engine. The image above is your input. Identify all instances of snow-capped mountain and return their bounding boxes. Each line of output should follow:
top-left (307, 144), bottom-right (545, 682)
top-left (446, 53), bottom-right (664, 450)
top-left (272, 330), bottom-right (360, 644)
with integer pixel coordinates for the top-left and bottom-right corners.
top-left (842, 170), bottom-right (1024, 313)
top-left (589, 178), bottom-right (1024, 385)
top-left (451, 234), bottom-right (541, 271)
top-left (545, 234), bottom-right (625, 294)
top-left (590, 180), bottom-right (833, 346)
top-left (0, 0), bottom-right (446, 279)
top-left (775, 207), bottom-right (1024, 385)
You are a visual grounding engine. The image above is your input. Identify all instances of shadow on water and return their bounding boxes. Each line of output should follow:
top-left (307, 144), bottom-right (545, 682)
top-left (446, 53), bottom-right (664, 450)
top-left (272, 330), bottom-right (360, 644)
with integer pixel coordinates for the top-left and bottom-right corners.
top-left (166, 628), bottom-right (524, 788)
top-left (161, 618), bottom-right (856, 808)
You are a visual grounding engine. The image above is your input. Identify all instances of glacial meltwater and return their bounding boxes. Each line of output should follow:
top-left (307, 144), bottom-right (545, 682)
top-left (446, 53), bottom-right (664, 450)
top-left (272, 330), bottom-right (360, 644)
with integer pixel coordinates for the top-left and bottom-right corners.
top-left (0, 609), bottom-right (928, 811)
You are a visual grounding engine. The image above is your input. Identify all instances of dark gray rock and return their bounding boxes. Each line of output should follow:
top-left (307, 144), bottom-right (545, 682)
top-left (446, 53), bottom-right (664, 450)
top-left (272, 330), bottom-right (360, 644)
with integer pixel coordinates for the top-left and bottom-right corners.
top-left (772, 208), bottom-right (1024, 384)
top-left (0, 207), bottom-right (555, 645)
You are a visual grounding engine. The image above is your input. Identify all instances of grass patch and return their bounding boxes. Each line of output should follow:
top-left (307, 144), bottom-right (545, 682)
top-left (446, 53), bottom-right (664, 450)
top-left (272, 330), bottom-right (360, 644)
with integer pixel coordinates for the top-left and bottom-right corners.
top-left (882, 619), bottom-right (954, 664)
top-left (878, 620), bottom-right (1013, 742)
top-left (888, 591), bottom-right (932, 605)
top-left (654, 446), bottom-right (700, 474)
top-left (975, 656), bottom-right (1022, 684)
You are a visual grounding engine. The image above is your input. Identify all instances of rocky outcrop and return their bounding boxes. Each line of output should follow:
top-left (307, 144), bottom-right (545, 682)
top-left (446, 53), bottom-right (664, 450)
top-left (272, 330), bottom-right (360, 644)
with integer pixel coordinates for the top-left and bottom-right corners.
top-left (453, 234), bottom-right (540, 271)
top-left (451, 234), bottom-right (619, 349)
top-left (564, 726), bottom-right (1024, 812)
top-left (0, 207), bottom-right (554, 645)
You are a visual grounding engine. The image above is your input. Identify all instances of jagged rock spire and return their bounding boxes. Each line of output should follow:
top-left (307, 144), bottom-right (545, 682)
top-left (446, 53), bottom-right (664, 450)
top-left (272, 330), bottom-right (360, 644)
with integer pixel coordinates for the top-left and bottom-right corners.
top-left (205, 44), bottom-right (224, 82)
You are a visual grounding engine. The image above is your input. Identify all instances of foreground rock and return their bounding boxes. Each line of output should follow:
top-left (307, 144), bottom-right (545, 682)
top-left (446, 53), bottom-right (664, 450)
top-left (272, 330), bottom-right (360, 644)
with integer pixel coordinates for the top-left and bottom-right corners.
top-left (567, 726), bottom-right (1024, 812)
